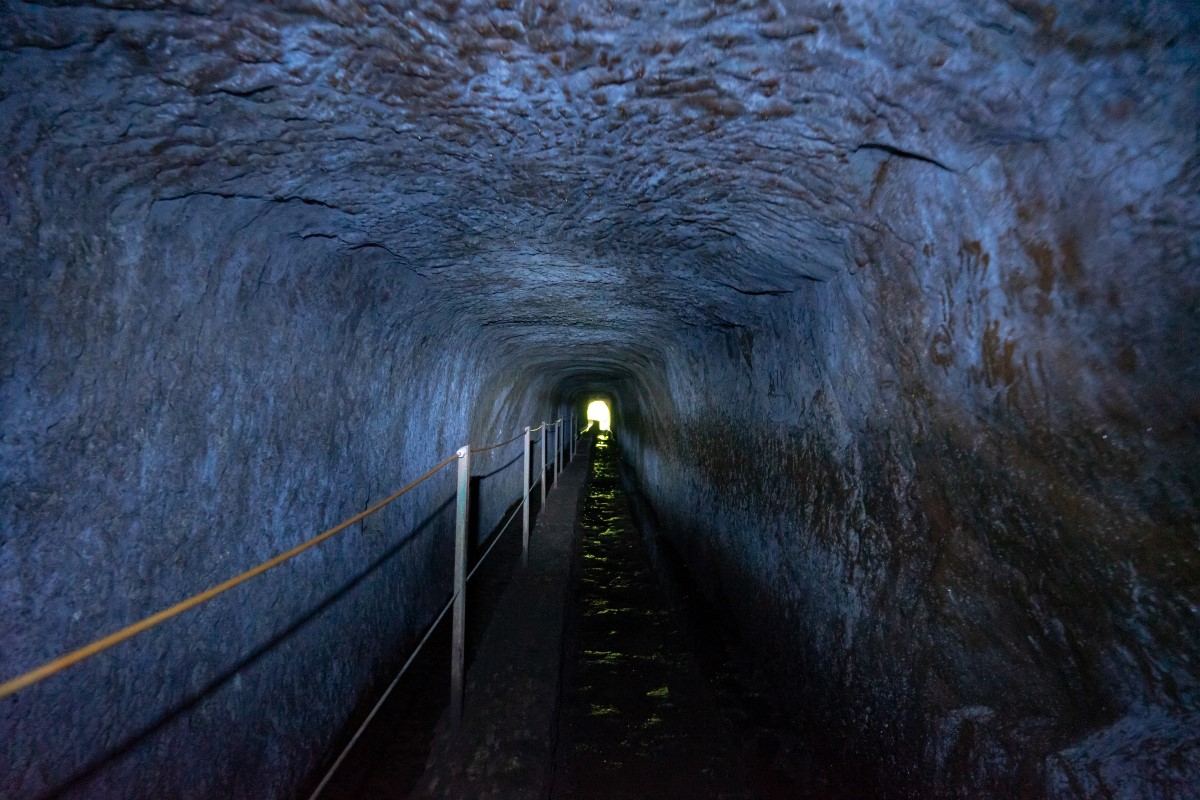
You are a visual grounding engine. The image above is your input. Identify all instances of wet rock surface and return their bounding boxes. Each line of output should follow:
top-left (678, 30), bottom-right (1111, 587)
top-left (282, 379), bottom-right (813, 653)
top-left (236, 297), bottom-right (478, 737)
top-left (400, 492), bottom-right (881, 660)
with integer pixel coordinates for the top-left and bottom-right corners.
top-left (1, 1), bottom-right (1197, 798)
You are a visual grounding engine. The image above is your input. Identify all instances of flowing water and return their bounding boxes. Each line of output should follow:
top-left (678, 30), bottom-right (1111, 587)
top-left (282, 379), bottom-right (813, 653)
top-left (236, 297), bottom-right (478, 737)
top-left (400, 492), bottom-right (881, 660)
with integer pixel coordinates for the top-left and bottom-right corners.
top-left (552, 432), bottom-right (757, 799)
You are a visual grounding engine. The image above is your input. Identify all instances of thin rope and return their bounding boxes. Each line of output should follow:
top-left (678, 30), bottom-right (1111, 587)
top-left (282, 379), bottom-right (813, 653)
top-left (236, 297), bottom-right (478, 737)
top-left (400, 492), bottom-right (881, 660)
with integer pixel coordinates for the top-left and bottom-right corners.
top-left (0, 454), bottom-right (459, 700)
top-left (469, 431), bottom-right (524, 454)
top-left (306, 592), bottom-right (455, 800)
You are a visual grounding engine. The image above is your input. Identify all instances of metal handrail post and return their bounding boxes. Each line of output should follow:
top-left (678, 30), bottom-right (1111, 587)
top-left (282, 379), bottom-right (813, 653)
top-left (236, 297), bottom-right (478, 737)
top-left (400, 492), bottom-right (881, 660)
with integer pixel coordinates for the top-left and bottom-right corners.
top-left (450, 445), bottom-right (470, 725)
top-left (522, 426), bottom-right (531, 566)
top-left (540, 421), bottom-right (547, 506)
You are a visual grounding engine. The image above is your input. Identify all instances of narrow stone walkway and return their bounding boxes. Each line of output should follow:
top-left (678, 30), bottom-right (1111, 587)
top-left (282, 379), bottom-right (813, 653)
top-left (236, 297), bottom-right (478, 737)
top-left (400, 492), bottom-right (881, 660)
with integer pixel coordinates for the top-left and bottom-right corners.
top-left (412, 436), bottom-right (593, 800)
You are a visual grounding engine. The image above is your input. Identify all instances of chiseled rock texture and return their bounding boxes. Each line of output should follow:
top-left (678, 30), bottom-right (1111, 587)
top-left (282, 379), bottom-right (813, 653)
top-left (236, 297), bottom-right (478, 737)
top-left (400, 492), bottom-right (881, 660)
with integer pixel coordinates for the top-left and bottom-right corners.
top-left (1, 1), bottom-right (1196, 798)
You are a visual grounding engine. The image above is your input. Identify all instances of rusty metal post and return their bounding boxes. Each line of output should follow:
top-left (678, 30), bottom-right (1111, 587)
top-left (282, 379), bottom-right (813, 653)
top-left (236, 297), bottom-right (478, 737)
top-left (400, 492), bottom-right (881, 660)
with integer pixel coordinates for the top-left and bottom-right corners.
top-left (555, 418), bottom-right (562, 482)
top-left (540, 421), bottom-right (547, 506)
top-left (522, 426), bottom-right (531, 565)
top-left (450, 445), bottom-right (470, 725)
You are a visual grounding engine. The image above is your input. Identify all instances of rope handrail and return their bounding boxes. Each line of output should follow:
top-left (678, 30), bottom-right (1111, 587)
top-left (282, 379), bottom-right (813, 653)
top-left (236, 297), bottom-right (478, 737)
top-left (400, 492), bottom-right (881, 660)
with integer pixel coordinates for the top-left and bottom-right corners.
top-left (0, 453), bottom-right (459, 700)
top-left (469, 430), bottom-right (524, 454)
top-left (5, 411), bottom-right (586, 800)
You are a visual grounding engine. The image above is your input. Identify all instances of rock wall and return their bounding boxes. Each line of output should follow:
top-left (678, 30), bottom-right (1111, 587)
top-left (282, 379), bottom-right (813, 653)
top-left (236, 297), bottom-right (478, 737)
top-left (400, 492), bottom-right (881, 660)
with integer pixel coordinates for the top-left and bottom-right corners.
top-left (617, 114), bottom-right (1199, 800)
top-left (0, 190), bottom-right (544, 798)
top-left (3, 0), bottom-right (1197, 797)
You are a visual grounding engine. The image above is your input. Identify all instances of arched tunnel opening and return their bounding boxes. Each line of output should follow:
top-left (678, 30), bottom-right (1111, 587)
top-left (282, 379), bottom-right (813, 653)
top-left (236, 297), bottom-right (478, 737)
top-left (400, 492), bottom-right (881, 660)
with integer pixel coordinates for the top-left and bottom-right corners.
top-left (2, 3), bottom-right (1198, 799)
top-left (584, 399), bottom-right (611, 433)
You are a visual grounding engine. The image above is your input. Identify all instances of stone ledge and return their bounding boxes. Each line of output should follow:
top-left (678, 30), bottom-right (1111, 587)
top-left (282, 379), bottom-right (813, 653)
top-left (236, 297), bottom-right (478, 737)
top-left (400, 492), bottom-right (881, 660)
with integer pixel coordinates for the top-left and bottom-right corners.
top-left (412, 437), bottom-right (593, 800)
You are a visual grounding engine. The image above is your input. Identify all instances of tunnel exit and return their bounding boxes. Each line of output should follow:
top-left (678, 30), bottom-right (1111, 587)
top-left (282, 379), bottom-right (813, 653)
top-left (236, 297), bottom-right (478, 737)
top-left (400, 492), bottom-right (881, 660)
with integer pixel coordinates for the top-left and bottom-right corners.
top-left (585, 400), bottom-right (610, 432)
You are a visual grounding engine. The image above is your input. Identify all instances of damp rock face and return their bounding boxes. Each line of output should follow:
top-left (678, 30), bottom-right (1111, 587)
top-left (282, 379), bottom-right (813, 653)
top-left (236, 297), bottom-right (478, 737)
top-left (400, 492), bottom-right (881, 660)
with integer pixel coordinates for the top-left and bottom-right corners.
top-left (2, 2), bottom-right (1197, 799)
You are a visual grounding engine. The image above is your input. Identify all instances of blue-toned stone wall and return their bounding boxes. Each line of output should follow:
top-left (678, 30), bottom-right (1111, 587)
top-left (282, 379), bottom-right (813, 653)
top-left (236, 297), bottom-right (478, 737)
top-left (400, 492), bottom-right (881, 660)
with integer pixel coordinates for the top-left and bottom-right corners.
top-left (3, 2), bottom-right (1197, 798)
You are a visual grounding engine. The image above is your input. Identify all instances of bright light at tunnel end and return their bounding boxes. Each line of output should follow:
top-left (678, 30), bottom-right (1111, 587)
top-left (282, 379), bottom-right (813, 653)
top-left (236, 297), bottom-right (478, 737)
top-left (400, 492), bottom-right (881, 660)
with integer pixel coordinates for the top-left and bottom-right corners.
top-left (586, 400), bottom-right (611, 432)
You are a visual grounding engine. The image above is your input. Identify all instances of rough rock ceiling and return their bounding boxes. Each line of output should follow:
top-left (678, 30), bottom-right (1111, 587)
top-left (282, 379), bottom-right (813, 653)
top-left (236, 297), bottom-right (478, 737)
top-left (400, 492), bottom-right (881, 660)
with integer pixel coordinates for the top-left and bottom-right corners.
top-left (3, 0), bottom-right (1192, 383)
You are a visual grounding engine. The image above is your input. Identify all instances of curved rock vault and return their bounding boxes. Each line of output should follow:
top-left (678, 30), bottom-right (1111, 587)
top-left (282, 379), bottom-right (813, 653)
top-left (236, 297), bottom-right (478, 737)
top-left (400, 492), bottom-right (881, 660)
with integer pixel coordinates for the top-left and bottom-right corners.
top-left (2, 1), bottom-right (1197, 798)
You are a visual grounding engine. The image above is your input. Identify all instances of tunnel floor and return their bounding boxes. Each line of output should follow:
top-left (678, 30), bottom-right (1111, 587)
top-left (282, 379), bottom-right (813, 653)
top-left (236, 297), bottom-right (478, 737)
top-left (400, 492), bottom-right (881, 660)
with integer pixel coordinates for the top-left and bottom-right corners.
top-left (325, 435), bottom-right (833, 799)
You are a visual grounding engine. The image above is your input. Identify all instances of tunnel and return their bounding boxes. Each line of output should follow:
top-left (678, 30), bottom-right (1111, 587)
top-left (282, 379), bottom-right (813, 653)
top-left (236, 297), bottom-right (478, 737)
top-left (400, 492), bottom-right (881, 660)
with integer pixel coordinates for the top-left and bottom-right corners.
top-left (1, 1), bottom-right (1198, 798)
